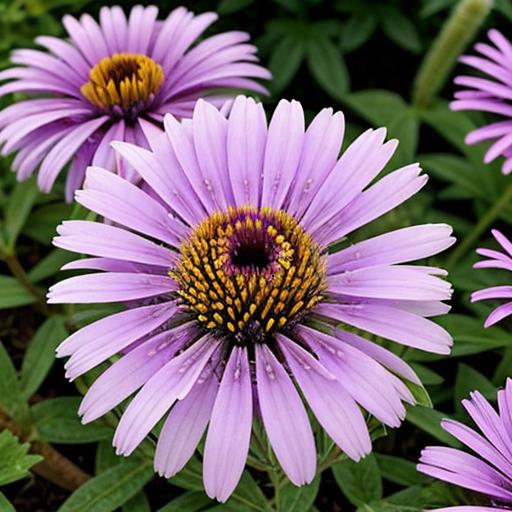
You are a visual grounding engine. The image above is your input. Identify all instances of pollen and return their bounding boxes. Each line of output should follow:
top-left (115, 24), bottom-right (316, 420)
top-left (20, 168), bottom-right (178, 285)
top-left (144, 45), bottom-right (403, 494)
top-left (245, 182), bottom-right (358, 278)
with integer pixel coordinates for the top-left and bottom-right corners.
top-left (171, 206), bottom-right (327, 343)
top-left (81, 53), bottom-right (164, 115)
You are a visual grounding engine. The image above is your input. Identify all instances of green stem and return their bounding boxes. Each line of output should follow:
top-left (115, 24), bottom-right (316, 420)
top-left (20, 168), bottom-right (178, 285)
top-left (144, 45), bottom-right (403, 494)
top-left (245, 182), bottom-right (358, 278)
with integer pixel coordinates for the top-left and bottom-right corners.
top-left (4, 253), bottom-right (51, 315)
top-left (412, 0), bottom-right (492, 108)
top-left (447, 180), bottom-right (512, 268)
top-left (269, 470), bottom-right (281, 512)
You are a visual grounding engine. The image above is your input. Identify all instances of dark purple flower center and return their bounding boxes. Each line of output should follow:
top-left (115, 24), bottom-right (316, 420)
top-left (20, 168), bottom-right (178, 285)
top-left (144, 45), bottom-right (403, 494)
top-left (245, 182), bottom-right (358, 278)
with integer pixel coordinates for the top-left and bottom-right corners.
top-left (171, 206), bottom-right (327, 343)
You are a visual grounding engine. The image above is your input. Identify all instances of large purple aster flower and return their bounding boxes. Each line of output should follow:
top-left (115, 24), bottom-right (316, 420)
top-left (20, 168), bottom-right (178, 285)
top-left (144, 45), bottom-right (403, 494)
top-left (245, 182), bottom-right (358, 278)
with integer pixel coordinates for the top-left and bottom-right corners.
top-left (0, 5), bottom-right (270, 199)
top-left (451, 29), bottom-right (512, 174)
top-left (49, 96), bottom-right (454, 501)
top-left (418, 380), bottom-right (512, 511)
top-left (472, 229), bottom-right (512, 327)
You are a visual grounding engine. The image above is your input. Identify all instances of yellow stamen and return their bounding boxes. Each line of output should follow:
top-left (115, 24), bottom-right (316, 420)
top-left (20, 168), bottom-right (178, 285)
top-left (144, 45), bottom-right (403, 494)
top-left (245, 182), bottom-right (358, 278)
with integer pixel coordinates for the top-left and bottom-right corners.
top-left (81, 53), bottom-right (164, 112)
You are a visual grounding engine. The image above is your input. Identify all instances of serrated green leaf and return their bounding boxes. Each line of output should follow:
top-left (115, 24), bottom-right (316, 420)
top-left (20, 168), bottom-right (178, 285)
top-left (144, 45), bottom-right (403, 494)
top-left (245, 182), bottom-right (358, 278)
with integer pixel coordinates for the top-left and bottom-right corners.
top-left (32, 397), bottom-right (112, 444)
top-left (332, 454), bottom-right (382, 506)
top-left (0, 431), bottom-right (42, 486)
top-left (20, 315), bottom-right (68, 399)
top-left (58, 460), bottom-right (153, 512)
top-left (0, 275), bottom-right (37, 309)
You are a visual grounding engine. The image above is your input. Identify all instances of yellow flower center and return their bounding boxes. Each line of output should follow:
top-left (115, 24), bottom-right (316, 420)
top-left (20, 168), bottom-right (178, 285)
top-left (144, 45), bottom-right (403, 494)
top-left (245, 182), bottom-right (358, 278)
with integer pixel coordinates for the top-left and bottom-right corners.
top-left (171, 206), bottom-right (326, 342)
top-left (81, 53), bottom-right (164, 114)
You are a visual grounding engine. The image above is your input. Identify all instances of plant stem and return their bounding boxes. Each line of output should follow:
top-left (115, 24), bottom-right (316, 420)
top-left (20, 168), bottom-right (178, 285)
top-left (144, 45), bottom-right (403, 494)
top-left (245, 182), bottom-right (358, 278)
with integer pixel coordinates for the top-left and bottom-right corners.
top-left (0, 410), bottom-right (90, 491)
top-left (412, 0), bottom-right (492, 108)
top-left (3, 253), bottom-right (51, 315)
top-left (447, 180), bottom-right (512, 268)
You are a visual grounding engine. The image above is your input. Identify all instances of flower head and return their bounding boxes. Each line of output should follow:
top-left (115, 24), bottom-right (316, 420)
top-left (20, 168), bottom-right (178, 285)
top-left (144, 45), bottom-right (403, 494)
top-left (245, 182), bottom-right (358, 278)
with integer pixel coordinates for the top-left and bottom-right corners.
top-left (0, 5), bottom-right (270, 199)
top-left (418, 380), bottom-right (512, 511)
top-left (471, 229), bottom-right (512, 327)
top-left (451, 29), bottom-right (512, 175)
top-left (49, 96), bottom-right (454, 502)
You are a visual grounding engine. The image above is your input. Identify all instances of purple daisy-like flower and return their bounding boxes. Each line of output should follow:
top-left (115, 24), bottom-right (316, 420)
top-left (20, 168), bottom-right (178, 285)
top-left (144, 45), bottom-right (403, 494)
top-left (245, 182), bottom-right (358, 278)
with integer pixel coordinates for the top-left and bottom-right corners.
top-left (49, 96), bottom-right (454, 501)
top-left (451, 29), bottom-right (512, 174)
top-left (418, 380), bottom-right (512, 511)
top-left (0, 4), bottom-right (270, 199)
top-left (471, 229), bottom-right (512, 327)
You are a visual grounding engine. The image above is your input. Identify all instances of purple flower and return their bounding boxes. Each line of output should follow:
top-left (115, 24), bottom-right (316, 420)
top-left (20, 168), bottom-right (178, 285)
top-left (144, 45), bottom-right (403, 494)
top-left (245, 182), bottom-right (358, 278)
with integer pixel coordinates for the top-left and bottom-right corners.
top-left (0, 5), bottom-right (270, 199)
top-left (451, 29), bottom-right (512, 174)
top-left (471, 229), bottom-right (512, 327)
top-left (49, 96), bottom-right (454, 501)
top-left (418, 380), bottom-right (512, 511)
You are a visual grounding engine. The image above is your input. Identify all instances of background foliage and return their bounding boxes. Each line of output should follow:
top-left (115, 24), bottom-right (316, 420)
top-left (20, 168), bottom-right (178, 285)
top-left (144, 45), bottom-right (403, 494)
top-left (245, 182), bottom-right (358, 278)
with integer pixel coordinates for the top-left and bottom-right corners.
top-left (0, 0), bottom-right (511, 510)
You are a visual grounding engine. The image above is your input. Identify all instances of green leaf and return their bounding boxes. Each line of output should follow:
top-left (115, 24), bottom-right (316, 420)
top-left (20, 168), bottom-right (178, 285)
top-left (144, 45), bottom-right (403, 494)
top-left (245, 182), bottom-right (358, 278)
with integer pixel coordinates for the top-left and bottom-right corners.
top-left (96, 441), bottom-right (123, 475)
top-left (454, 363), bottom-right (496, 410)
top-left (20, 315), bottom-right (68, 399)
top-left (405, 405), bottom-right (460, 447)
top-left (0, 343), bottom-right (30, 424)
top-left (386, 108), bottom-right (419, 167)
top-left (32, 397), bottom-right (112, 444)
top-left (279, 476), bottom-right (319, 511)
top-left (169, 457), bottom-right (203, 491)
top-left (268, 35), bottom-right (305, 94)
top-left (58, 460), bottom-right (153, 512)
top-left (375, 454), bottom-right (427, 486)
top-left (340, 14), bottom-right (377, 53)
top-left (410, 363), bottom-right (444, 386)
top-left (23, 202), bottom-right (72, 245)
top-left (0, 431), bottom-right (42, 485)
top-left (157, 492), bottom-right (213, 512)
top-left (379, 6), bottom-right (421, 53)
top-left (332, 454), bottom-right (382, 506)
top-left (122, 491), bottom-right (150, 512)
top-left (345, 89), bottom-right (407, 126)
top-left (0, 276), bottom-right (37, 309)
top-left (0, 492), bottom-right (16, 512)
top-left (436, 314), bottom-right (512, 356)
top-left (307, 33), bottom-right (349, 101)
top-left (1, 177), bottom-right (39, 252)
top-left (28, 249), bottom-right (77, 283)
top-left (223, 472), bottom-right (272, 511)
top-left (217, 0), bottom-right (256, 14)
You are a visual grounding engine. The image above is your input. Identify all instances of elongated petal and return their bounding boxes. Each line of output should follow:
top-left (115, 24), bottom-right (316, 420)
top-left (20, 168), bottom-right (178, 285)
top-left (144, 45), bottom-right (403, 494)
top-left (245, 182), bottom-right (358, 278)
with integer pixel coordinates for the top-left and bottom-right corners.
top-left (204, 347), bottom-right (252, 502)
top-left (255, 344), bottom-right (316, 485)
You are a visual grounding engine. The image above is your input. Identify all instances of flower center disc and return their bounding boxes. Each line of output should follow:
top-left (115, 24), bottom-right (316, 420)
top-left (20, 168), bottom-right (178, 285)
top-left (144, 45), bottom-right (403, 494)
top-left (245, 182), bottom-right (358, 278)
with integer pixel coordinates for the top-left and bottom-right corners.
top-left (81, 53), bottom-right (164, 114)
top-left (171, 206), bottom-right (327, 343)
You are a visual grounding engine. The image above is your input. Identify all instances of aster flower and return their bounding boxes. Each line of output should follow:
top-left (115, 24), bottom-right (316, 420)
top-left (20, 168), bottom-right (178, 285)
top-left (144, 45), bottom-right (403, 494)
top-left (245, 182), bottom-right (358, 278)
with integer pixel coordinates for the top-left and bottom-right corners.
top-left (451, 29), bottom-right (512, 175)
top-left (49, 96), bottom-right (454, 502)
top-left (471, 229), bottom-right (512, 327)
top-left (0, 5), bottom-right (270, 200)
top-left (418, 380), bottom-right (512, 511)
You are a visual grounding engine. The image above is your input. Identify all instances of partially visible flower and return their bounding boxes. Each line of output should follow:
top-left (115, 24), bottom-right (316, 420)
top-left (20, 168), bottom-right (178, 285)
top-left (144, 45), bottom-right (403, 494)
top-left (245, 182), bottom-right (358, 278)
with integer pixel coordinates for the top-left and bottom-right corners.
top-left (49, 96), bottom-right (454, 502)
top-left (418, 380), bottom-right (512, 511)
top-left (451, 29), bottom-right (512, 174)
top-left (472, 229), bottom-right (512, 327)
top-left (0, 5), bottom-right (270, 199)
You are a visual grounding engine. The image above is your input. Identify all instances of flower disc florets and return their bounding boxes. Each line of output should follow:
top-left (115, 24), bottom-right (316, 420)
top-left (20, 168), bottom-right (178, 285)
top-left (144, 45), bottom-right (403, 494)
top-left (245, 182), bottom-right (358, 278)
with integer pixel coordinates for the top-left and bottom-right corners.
top-left (171, 205), bottom-right (326, 343)
top-left (81, 53), bottom-right (164, 118)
